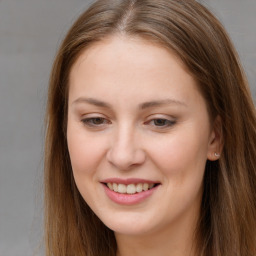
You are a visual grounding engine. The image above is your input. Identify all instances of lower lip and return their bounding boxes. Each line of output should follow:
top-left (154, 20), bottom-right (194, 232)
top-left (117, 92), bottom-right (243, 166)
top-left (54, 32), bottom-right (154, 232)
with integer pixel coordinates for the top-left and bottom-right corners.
top-left (103, 184), bottom-right (159, 205)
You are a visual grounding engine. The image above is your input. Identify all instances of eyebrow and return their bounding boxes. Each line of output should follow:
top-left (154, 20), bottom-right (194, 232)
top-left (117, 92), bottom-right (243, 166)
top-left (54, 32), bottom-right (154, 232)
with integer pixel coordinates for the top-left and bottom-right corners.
top-left (72, 97), bottom-right (187, 109)
top-left (139, 99), bottom-right (187, 109)
top-left (72, 97), bottom-right (111, 108)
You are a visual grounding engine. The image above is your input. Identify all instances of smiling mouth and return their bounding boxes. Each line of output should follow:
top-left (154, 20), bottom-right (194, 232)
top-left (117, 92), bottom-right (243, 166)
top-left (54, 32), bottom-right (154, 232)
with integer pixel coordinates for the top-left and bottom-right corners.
top-left (103, 182), bottom-right (160, 194)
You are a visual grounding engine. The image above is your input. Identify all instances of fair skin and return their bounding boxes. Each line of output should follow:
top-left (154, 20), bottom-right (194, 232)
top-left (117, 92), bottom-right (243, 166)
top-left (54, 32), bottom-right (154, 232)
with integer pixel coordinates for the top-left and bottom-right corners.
top-left (67, 35), bottom-right (221, 256)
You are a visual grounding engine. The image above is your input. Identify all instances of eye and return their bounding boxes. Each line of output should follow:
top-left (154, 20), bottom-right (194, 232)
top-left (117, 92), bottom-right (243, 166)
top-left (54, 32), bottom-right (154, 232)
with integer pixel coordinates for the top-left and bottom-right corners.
top-left (146, 118), bottom-right (176, 129)
top-left (81, 117), bottom-right (110, 127)
top-left (153, 119), bottom-right (170, 126)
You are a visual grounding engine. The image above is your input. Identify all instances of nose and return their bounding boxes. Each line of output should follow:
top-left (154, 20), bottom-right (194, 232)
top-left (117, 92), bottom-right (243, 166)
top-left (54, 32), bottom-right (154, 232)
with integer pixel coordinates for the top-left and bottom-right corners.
top-left (106, 127), bottom-right (146, 171)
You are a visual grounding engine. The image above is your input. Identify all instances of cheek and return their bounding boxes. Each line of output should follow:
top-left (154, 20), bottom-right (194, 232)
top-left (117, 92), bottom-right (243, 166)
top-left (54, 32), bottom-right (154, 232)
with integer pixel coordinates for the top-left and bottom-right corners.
top-left (146, 127), bottom-right (208, 220)
top-left (147, 126), bottom-right (209, 181)
top-left (67, 124), bottom-right (108, 207)
top-left (67, 124), bottom-right (106, 177)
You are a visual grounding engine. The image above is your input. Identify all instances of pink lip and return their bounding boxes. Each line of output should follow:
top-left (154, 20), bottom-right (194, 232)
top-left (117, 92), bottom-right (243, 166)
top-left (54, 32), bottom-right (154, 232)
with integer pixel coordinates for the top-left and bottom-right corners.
top-left (102, 182), bottom-right (160, 205)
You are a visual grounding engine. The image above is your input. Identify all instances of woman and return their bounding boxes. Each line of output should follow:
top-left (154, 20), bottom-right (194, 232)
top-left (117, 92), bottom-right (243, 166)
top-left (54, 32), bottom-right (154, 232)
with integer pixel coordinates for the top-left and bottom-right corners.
top-left (44, 0), bottom-right (256, 255)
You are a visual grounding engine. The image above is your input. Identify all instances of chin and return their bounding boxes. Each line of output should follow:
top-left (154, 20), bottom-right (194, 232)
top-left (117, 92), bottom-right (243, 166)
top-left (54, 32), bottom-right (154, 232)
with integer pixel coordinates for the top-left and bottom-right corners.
top-left (110, 224), bottom-right (152, 236)
top-left (100, 213), bottom-right (158, 236)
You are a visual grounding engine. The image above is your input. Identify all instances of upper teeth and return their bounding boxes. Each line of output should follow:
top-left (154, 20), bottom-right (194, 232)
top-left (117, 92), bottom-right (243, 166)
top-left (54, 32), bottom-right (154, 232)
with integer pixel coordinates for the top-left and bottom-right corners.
top-left (107, 183), bottom-right (154, 194)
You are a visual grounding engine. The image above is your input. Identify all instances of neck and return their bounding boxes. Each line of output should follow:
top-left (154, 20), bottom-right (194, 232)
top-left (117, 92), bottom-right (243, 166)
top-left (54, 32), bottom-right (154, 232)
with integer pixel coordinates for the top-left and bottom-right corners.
top-left (115, 211), bottom-right (200, 256)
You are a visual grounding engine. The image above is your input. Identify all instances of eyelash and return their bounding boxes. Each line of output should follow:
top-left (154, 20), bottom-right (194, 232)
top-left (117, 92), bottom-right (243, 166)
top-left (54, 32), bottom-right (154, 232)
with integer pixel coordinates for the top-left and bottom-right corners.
top-left (81, 117), bottom-right (176, 129)
top-left (146, 118), bottom-right (176, 128)
top-left (81, 117), bottom-right (110, 127)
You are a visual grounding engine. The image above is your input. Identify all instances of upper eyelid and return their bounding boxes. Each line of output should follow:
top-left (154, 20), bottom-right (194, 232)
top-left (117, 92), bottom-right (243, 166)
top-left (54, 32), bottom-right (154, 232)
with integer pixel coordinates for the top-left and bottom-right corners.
top-left (81, 116), bottom-right (110, 122)
top-left (81, 113), bottom-right (111, 120)
top-left (81, 112), bottom-right (107, 118)
top-left (145, 114), bottom-right (176, 121)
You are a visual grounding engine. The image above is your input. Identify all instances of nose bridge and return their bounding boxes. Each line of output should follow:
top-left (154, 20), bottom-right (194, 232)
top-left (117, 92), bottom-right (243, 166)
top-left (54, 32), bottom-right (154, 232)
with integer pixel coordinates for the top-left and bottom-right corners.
top-left (107, 122), bottom-right (145, 170)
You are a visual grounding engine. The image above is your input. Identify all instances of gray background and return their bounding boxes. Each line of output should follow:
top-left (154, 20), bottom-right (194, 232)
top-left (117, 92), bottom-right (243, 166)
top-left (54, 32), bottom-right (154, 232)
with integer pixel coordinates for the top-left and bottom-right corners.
top-left (0, 1), bottom-right (255, 256)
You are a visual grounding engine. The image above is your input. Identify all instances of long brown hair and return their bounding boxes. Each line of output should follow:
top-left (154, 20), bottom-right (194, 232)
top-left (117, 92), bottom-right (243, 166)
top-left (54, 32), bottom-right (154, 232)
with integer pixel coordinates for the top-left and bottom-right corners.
top-left (44, 0), bottom-right (256, 255)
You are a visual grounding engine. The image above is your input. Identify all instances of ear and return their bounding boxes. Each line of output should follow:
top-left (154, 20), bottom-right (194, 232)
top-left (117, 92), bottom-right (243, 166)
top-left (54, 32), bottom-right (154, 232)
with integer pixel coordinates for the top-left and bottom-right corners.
top-left (207, 115), bottom-right (223, 161)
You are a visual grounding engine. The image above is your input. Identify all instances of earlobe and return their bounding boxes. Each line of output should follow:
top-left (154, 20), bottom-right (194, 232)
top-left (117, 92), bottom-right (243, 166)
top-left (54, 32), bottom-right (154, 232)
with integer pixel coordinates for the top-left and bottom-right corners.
top-left (207, 115), bottom-right (223, 161)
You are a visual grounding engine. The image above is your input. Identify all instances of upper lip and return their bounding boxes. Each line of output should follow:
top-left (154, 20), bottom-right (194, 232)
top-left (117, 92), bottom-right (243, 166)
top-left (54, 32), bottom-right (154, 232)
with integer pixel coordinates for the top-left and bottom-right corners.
top-left (101, 178), bottom-right (161, 185)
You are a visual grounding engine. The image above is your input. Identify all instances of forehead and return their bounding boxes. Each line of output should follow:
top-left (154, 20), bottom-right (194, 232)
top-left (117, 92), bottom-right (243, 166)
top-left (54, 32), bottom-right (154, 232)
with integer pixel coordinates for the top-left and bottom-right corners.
top-left (68, 35), bottom-right (204, 109)
top-left (71, 35), bottom-right (187, 78)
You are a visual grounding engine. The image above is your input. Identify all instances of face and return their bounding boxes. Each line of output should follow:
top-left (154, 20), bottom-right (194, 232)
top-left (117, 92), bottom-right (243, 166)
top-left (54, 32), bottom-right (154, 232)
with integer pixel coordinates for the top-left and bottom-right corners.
top-left (67, 36), bottom-right (219, 237)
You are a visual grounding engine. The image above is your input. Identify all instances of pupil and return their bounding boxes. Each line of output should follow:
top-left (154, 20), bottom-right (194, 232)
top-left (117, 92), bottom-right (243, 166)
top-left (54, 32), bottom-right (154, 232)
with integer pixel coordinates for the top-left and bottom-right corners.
top-left (94, 118), bottom-right (103, 124)
top-left (154, 119), bottom-right (166, 126)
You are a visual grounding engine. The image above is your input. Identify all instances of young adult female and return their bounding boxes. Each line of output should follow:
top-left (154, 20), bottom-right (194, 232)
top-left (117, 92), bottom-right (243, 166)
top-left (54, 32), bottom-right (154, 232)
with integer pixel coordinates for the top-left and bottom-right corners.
top-left (44, 0), bottom-right (256, 255)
